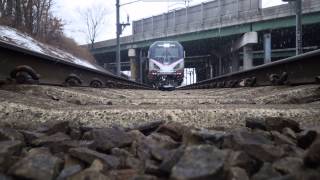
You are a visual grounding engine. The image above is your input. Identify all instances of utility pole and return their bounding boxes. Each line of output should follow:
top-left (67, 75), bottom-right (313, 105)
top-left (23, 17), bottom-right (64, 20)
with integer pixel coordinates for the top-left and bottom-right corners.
top-left (116, 0), bottom-right (121, 76)
top-left (283, 0), bottom-right (303, 55)
top-left (116, 0), bottom-right (130, 76)
top-left (295, 0), bottom-right (302, 55)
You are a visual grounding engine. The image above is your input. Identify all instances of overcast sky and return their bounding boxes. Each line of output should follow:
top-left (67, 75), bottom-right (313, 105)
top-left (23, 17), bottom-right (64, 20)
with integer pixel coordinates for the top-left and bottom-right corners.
top-left (53, 0), bottom-right (286, 45)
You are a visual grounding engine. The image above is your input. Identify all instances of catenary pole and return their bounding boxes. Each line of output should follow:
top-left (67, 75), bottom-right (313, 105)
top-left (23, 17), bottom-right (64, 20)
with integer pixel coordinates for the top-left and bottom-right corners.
top-left (296, 0), bottom-right (302, 55)
top-left (116, 0), bottom-right (121, 76)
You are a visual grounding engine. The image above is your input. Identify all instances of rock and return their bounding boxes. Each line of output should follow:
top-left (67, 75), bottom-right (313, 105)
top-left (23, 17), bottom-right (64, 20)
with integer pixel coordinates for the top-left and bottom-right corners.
top-left (145, 159), bottom-right (161, 176)
top-left (251, 163), bottom-right (281, 180)
top-left (0, 173), bottom-right (14, 180)
top-left (265, 117), bottom-right (300, 132)
top-left (9, 151), bottom-right (63, 180)
top-left (49, 140), bottom-right (95, 153)
top-left (67, 159), bottom-right (111, 180)
top-left (304, 136), bottom-right (320, 167)
top-left (225, 150), bottom-right (259, 175)
top-left (131, 132), bottom-right (178, 162)
top-left (125, 157), bottom-right (144, 172)
top-left (291, 168), bottom-right (320, 180)
top-left (31, 134), bottom-right (89, 154)
top-left (111, 148), bottom-right (132, 167)
top-left (110, 148), bottom-right (143, 171)
top-left (271, 131), bottom-right (296, 145)
top-left (147, 133), bottom-right (179, 149)
top-left (69, 147), bottom-right (120, 169)
top-left (64, 154), bottom-right (85, 168)
top-left (171, 145), bottom-right (226, 180)
top-left (68, 169), bottom-right (110, 180)
top-left (183, 128), bottom-right (226, 147)
top-left (91, 128), bottom-right (133, 151)
top-left (56, 165), bottom-right (83, 180)
top-left (20, 130), bottom-right (46, 145)
top-left (0, 155), bottom-right (19, 173)
top-left (111, 148), bottom-right (132, 157)
top-left (150, 147), bottom-right (172, 161)
top-left (89, 159), bottom-right (106, 172)
top-left (0, 141), bottom-right (23, 172)
top-left (222, 128), bottom-right (273, 150)
top-left (127, 130), bottom-right (146, 149)
top-left (27, 147), bottom-right (51, 156)
top-left (223, 129), bottom-right (283, 162)
top-left (0, 140), bottom-right (23, 155)
top-left (159, 146), bottom-right (185, 174)
top-left (69, 128), bottom-right (82, 140)
top-left (131, 175), bottom-right (158, 180)
top-left (244, 143), bottom-right (285, 163)
top-left (31, 132), bottom-right (71, 146)
top-left (131, 140), bottom-right (152, 161)
top-left (227, 167), bottom-right (249, 180)
top-left (282, 127), bottom-right (297, 140)
top-left (0, 128), bottom-right (25, 142)
top-left (272, 157), bottom-right (303, 174)
top-left (269, 175), bottom-right (295, 180)
top-left (156, 122), bottom-right (187, 141)
top-left (82, 131), bottom-right (93, 140)
top-left (129, 120), bottom-right (165, 135)
top-left (280, 144), bottom-right (304, 157)
top-left (108, 169), bottom-right (140, 180)
top-left (38, 121), bottom-right (70, 135)
top-left (297, 128), bottom-right (319, 149)
top-left (245, 118), bottom-right (266, 130)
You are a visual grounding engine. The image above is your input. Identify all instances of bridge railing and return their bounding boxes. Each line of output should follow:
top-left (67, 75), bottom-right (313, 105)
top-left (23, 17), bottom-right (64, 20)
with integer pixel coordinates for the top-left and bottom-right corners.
top-left (132, 0), bottom-right (319, 42)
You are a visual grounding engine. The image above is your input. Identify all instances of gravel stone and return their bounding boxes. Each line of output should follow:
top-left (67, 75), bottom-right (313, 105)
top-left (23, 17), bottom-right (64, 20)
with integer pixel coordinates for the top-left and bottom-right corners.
top-left (171, 145), bottom-right (226, 180)
top-left (9, 151), bottom-right (63, 180)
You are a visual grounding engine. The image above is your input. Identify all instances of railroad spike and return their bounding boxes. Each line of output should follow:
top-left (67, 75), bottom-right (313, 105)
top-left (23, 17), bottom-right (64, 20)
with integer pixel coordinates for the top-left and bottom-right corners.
top-left (269, 74), bottom-right (280, 85)
top-left (90, 80), bottom-right (103, 88)
top-left (15, 71), bottom-right (34, 84)
top-left (65, 74), bottom-right (82, 87)
top-left (279, 72), bottom-right (289, 85)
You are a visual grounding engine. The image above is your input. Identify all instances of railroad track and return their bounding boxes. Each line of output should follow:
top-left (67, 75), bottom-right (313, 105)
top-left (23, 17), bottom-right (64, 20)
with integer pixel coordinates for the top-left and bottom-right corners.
top-left (179, 49), bottom-right (320, 90)
top-left (0, 39), bottom-right (150, 89)
top-left (1, 29), bottom-right (319, 91)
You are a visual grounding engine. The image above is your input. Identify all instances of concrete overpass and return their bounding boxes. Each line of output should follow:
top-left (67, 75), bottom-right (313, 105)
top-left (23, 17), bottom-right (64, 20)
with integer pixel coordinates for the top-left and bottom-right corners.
top-left (90, 0), bottom-right (320, 83)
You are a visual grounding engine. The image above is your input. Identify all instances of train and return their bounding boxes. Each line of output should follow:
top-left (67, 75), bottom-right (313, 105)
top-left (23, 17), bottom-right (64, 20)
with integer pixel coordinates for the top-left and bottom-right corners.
top-left (147, 41), bottom-right (185, 89)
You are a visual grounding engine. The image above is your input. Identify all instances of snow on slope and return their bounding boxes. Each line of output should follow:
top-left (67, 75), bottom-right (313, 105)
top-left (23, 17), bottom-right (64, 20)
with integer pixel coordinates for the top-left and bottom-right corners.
top-left (0, 25), bottom-right (104, 71)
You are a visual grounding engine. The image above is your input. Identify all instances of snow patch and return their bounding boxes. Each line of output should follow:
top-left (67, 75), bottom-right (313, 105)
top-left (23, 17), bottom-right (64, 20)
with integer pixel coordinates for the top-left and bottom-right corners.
top-left (0, 25), bottom-right (104, 71)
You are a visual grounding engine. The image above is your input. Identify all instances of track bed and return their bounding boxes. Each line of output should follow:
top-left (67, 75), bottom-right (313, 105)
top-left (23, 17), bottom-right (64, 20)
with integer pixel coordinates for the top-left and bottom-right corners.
top-left (0, 84), bottom-right (319, 129)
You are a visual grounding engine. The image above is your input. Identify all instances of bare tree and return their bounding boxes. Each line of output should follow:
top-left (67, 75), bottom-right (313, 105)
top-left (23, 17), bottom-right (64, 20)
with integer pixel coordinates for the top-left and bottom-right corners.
top-left (80, 5), bottom-right (107, 49)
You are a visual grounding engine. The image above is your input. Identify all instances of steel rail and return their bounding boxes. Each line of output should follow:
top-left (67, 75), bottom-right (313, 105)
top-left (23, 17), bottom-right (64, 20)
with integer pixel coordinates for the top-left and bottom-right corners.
top-left (0, 40), bottom-right (151, 89)
top-left (179, 49), bottom-right (320, 89)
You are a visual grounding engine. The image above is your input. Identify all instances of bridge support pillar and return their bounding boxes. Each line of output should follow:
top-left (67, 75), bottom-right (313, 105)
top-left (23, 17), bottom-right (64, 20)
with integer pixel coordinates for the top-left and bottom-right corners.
top-left (209, 63), bottom-right (214, 79)
top-left (264, 33), bottom-right (272, 64)
top-left (231, 53), bottom-right (239, 72)
top-left (128, 49), bottom-right (138, 81)
top-left (243, 45), bottom-right (253, 70)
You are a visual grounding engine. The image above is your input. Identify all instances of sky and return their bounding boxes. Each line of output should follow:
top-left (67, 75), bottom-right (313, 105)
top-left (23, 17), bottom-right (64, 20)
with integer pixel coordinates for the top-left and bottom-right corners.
top-left (53, 0), bottom-right (286, 45)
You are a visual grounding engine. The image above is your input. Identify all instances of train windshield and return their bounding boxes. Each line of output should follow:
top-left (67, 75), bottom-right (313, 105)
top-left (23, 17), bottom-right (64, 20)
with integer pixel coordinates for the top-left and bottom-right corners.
top-left (149, 42), bottom-right (183, 64)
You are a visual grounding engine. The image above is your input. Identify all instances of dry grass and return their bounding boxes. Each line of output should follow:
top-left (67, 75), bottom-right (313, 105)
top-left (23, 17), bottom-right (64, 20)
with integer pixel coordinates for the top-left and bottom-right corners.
top-left (45, 36), bottom-right (96, 64)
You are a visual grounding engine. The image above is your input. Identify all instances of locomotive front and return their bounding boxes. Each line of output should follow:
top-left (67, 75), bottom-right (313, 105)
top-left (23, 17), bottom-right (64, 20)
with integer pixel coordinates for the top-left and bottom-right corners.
top-left (147, 41), bottom-right (184, 88)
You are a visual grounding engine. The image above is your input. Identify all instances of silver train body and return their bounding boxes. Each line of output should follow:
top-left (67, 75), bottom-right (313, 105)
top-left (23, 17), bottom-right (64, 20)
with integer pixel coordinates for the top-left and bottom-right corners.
top-left (147, 41), bottom-right (184, 88)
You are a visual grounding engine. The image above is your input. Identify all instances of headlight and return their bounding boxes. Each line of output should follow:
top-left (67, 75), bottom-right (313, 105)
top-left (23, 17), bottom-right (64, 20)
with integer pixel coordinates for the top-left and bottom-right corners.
top-left (174, 63), bottom-right (182, 70)
top-left (153, 63), bottom-right (160, 70)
